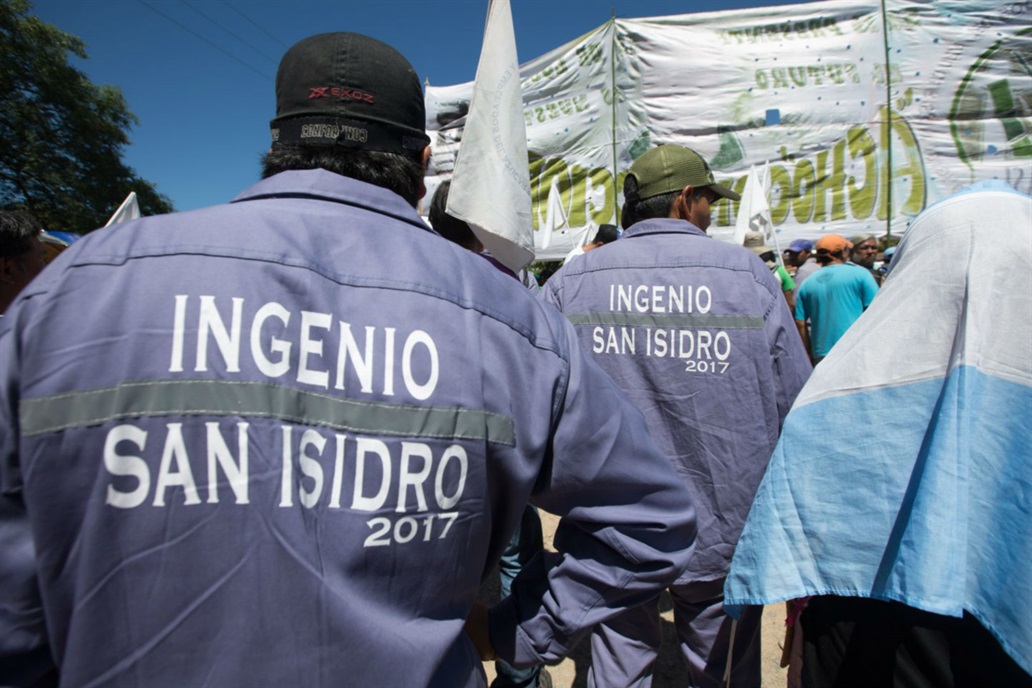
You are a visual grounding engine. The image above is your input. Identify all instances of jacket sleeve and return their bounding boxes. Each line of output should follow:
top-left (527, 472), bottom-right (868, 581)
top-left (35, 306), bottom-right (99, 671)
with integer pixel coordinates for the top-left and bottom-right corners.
top-left (0, 319), bottom-right (57, 686)
top-left (765, 291), bottom-right (813, 426)
top-left (537, 276), bottom-right (562, 311)
top-left (487, 316), bottom-right (697, 667)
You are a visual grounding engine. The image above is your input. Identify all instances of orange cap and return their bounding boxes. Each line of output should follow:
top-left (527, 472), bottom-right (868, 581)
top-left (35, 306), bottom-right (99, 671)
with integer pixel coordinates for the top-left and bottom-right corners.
top-left (815, 234), bottom-right (852, 254)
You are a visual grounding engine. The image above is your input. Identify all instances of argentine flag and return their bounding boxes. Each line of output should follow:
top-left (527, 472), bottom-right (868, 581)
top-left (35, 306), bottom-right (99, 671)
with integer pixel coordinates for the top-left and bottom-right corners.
top-left (724, 181), bottom-right (1032, 674)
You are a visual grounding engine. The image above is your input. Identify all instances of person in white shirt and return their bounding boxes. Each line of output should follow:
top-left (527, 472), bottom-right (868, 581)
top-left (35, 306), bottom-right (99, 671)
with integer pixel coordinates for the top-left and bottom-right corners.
top-left (562, 223), bottom-right (618, 264)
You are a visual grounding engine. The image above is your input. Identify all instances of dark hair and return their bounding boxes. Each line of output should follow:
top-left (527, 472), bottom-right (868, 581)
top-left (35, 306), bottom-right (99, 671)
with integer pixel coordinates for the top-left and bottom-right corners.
top-left (0, 210), bottom-right (41, 258)
top-left (261, 145), bottom-right (424, 207)
top-left (814, 249), bottom-right (843, 266)
top-left (428, 180), bottom-right (479, 250)
top-left (620, 174), bottom-right (677, 229)
top-left (592, 223), bottom-right (620, 245)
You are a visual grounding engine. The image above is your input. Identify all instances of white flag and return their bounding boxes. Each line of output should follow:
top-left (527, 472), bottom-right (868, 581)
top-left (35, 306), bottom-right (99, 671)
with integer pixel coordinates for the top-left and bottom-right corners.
top-left (757, 163), bottom-right (783, 258)
top-left (736, 165), bottom-right (785, 267)
top-left (539, 175), bottom-right (567, 250)
top-left (446, 0), bottom-right (533, 273)
top-left (105, 192), bottom-right (141, 227)
top-left (734, 166), bottom-right (769, 247)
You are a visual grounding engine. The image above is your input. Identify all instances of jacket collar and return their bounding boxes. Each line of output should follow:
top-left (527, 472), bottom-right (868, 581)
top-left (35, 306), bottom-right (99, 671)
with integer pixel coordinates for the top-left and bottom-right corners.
top-left (621, 218), bottom-right (708, 241)
top-left (231, 169), bottom-right (435, 235)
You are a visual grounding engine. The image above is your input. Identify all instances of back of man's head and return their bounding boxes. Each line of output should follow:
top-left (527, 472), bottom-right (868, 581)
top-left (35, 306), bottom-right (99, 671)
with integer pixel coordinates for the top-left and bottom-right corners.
top-left (0, 210), bottom-right (39, 255)
top-left (620, 145), bottom-right (739, 229)
top-left (0, 210), bottom-right (45, 313)
top-left (591, 224), bottom-right (619, 246)
top-left (261, 33), bottom-right (431, 207)
top-left (814, 234), bottom-right (851, 265)
top-left (428, 181), bottom-right (480, 251)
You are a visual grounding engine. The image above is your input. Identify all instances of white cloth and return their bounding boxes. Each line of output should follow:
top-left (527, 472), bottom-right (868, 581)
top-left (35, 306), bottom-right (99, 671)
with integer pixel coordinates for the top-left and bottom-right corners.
top-left (104, 192), bottom-right (140, 227)
top-left (446, 0), bottom-right (533, 273)
top-left (725, 182), bottom-right (1032, 674)
top-left (562, 245), bottom-right (585, 265)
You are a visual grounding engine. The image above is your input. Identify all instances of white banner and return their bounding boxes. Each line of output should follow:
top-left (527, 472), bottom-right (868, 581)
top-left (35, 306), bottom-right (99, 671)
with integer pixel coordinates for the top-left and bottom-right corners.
top-left (425, 0), bottom-right (1031, 257)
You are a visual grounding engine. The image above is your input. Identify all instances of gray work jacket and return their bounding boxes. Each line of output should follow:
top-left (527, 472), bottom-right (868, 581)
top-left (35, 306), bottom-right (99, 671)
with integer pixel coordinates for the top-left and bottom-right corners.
top-left (0, 170), bottom-right (696, 687)
top-left (541, 218), bottom-right (811, 584)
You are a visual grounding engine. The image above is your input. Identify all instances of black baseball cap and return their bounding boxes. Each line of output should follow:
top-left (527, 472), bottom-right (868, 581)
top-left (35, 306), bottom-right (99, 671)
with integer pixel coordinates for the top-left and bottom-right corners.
top-left (270, 32), bottom-right (431, 154)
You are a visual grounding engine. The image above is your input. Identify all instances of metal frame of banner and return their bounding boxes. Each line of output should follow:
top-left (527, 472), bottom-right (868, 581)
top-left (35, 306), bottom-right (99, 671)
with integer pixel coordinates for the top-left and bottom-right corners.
top-left (610, 11), bottom-right (619, 230)
top-left (880, 0), bottom-right (894, 240)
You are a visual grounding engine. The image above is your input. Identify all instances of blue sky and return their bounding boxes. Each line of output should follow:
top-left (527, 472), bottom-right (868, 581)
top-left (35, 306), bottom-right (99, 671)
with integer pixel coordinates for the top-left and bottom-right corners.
top-left (32, 0), bottom-right (803, 215)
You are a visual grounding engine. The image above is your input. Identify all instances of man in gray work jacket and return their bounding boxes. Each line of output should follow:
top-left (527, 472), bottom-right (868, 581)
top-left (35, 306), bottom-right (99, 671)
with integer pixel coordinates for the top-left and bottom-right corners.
top-left (541, 145), bottom-right (812, 688)
top-left (0, 33), bottom-right (697, 688)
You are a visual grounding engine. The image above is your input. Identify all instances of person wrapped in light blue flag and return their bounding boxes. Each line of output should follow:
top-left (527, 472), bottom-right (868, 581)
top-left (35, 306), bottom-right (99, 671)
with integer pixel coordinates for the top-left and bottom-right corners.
top-left (724, 181), bottom-right (1032, 684)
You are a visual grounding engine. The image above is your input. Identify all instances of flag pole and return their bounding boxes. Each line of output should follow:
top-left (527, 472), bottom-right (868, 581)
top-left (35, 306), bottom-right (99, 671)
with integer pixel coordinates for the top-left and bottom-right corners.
top-left (880, 0), bottom-right (894, 239)
top-left (610, 9), bottom-right (619, 228)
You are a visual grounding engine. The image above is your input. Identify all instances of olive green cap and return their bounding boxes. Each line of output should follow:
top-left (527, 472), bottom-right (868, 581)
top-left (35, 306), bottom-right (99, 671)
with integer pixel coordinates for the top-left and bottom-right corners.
top-left (626, 145), bottom-right (740, 203)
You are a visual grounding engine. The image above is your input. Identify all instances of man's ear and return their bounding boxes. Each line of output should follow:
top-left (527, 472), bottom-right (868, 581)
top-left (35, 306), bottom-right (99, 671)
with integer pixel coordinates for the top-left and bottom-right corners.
top-left (0, 256), bottom-right (16, 284)
top-left (670, 184), bottom-right (696, 220)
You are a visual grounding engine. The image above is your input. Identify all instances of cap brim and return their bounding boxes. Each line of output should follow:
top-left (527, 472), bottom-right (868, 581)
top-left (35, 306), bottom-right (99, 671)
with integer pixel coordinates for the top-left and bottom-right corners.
top-left (710, 182), bottom-right (741, 202)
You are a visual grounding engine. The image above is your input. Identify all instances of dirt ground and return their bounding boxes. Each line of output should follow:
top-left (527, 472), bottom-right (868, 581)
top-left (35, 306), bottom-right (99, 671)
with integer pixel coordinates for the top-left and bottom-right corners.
top-left (478, 511), bottom-right (788, 688)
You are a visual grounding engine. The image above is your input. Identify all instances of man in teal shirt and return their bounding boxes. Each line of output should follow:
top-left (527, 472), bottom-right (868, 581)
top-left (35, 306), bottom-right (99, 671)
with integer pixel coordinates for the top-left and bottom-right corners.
top-left (795, 234), bottom-right (879, 363)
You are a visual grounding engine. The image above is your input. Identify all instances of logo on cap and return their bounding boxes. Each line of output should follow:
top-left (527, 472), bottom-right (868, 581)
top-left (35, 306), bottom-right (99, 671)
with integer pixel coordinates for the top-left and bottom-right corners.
top-left (308, 86), bottom-right (375, 104)
top-left (300, 123), bottom-right (369, 143)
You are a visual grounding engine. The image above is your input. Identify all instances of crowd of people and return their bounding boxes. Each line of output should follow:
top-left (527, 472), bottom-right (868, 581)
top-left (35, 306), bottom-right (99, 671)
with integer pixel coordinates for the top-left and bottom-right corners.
top-left (0, 28), bottom-right (1028, 688)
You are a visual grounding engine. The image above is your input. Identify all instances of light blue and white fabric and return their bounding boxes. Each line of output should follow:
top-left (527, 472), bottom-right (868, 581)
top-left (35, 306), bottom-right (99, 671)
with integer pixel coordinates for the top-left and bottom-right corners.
top-left (724, 181), bottom-right (1032, 674)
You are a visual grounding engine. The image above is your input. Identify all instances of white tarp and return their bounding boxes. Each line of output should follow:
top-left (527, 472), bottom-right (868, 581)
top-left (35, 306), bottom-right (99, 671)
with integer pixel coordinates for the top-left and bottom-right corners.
top-left (425, 0), bottom-right (1031, 259)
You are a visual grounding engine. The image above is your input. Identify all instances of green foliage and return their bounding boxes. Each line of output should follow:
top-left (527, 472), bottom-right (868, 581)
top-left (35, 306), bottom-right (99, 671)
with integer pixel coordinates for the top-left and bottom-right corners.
top-left (527, 260), bottom-right (562, 286)
top-left (0, 0), bottom-right (173, 232)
